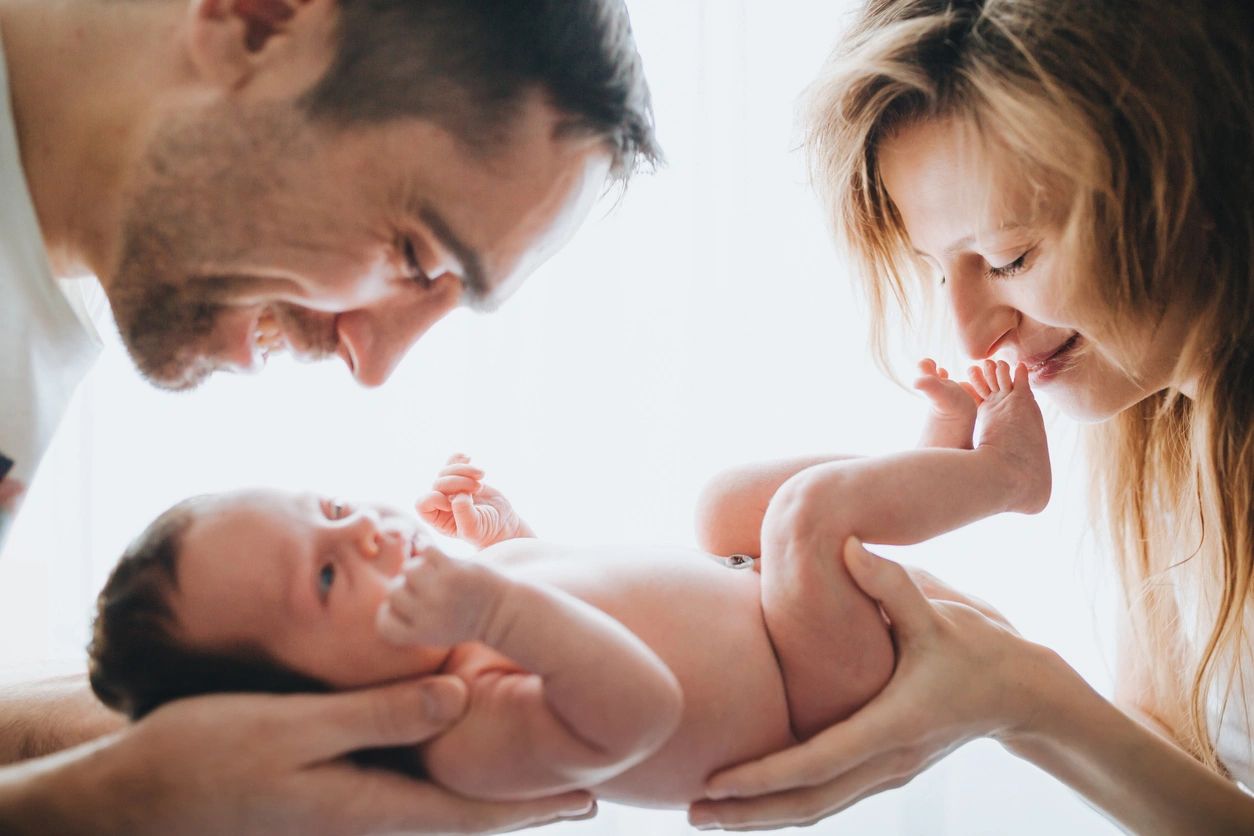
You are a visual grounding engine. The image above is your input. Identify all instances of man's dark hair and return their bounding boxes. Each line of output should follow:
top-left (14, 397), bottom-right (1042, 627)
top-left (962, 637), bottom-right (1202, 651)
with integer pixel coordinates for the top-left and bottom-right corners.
top-left (88, 499), bottom-right (423, 774)
top-left (301, 0), bottom-right (661, 179)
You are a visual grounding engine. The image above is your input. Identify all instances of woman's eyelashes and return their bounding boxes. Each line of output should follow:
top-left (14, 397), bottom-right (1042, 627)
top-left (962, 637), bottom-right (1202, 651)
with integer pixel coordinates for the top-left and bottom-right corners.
top-left (985, 247), bottom-right (1035, 279)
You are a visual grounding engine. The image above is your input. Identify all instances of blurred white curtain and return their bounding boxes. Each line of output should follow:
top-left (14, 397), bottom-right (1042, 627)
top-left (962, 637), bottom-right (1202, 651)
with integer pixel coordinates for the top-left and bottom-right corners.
top-left (0, 1), bottom-right (1119, 833)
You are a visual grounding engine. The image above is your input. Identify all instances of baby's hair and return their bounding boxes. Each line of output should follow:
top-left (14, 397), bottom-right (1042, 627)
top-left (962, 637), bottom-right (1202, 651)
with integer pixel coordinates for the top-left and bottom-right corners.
top-left (88, 496), bottom-right (330, 718)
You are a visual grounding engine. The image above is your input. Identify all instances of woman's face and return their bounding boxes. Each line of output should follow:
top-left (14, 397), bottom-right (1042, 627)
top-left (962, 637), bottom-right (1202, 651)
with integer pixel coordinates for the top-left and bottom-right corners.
top-left (877, 116), bottom-right (1196, 422)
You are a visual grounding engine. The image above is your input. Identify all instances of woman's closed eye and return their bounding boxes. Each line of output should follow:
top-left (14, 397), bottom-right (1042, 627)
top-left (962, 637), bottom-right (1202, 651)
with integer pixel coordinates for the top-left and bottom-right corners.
top-left (986, 247), bottom-right (1034, 279)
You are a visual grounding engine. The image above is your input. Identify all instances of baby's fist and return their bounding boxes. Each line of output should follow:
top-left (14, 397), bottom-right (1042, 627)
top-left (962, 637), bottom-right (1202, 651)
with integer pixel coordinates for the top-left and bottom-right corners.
top-left (377, 542), bottom-right (504, 647)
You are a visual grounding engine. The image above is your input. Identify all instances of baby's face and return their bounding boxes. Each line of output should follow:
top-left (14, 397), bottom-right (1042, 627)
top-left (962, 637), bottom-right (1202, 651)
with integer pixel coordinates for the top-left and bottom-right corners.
top-left (173, 489), bottom-right (451, 688)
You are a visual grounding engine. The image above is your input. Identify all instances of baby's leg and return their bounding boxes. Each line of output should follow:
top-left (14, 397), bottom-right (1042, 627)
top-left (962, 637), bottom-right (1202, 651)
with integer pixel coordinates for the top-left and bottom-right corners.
top-left (761, 360), bottom-right (1048, 739)
top-left (759, 487), bottom-right (894, 741)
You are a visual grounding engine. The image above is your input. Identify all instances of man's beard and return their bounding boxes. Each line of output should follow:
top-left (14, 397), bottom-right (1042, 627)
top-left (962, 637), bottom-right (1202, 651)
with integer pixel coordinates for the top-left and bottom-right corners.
top-left (105, 106), bottom-right (335, 392)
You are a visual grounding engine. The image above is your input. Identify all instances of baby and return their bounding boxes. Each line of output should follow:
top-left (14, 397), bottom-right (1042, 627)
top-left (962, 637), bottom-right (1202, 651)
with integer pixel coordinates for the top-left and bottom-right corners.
top-left (88, 359), bottom-right (1049, 807)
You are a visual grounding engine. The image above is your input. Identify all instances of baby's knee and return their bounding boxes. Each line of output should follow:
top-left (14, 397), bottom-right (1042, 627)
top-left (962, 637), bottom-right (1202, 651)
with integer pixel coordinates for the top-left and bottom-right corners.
top-left (761, 469), bottom-right (854, 555)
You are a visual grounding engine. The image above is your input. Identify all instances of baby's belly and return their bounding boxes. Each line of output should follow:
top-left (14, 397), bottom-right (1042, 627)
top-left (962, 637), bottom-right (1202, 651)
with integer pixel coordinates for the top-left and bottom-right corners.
top-left (493, 542), bottom-right (796, 807)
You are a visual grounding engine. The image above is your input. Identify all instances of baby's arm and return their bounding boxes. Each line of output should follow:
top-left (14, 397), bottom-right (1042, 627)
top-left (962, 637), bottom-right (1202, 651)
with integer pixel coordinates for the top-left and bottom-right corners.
top-left (377, 546), bottom-right (683, 800)
top-left (418, 454), bottom-right (536, 548)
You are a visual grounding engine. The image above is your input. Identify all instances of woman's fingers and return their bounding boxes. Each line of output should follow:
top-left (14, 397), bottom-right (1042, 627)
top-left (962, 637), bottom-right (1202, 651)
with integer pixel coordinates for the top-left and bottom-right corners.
top-left (693, 749), bottom-right (919, 831)
top-left (843, 538), bottom-right (934, 637)
top-left (905, 566), bottom-right (1014, 629)
top-left (705, 692), bottom-right (909, 799)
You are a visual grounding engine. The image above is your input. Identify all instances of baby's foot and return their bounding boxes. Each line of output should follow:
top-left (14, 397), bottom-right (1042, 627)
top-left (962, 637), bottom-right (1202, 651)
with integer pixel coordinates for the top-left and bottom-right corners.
top-left (914, 358), bottom-right (979, 449)
top-left (971, 360), bottom-right (1051, 514)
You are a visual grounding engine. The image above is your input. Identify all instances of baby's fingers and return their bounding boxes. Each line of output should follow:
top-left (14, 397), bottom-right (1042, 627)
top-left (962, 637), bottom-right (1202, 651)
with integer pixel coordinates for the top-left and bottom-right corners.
top-left (451, 493), bottom-right (480, 537)
top-left (439, 463), bottom-right (485, 481)
top-left (434, 474), bottom-right (482, 496)
top-left (418, 491), bottom-right (452, 514)
top-left (376, 600), bottom-right (419, 646)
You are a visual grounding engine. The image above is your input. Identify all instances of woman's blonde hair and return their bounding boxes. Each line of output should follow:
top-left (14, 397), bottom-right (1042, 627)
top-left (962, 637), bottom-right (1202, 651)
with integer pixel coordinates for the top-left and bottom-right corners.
top-left (806, 0), bottom-right (1253, 768)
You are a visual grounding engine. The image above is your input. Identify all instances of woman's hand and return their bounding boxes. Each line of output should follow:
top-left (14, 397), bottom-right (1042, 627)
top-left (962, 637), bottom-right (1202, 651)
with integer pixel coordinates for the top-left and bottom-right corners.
top-left (689, 538), bottom-right (1060, 831)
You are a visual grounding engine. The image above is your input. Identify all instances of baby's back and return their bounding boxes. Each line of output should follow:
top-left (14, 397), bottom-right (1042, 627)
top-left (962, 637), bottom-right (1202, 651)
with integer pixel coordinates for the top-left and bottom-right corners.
top-left (482, 540), bottom-right (795, 806)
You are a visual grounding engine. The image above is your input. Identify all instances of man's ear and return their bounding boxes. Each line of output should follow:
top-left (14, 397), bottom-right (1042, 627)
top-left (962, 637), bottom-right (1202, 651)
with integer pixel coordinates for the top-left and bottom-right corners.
top-left (184, 0), bottom-right (336, 92)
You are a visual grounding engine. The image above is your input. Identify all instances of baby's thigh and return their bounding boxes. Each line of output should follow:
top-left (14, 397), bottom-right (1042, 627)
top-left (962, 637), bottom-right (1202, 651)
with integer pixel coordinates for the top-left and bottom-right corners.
top-left (759, 531), bottom-right (894, 739)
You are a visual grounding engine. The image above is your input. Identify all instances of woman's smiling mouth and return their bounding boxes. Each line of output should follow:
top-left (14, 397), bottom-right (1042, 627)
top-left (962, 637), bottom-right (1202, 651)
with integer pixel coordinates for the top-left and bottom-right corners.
top-left (1019, 332), bottom-right (1082, 383)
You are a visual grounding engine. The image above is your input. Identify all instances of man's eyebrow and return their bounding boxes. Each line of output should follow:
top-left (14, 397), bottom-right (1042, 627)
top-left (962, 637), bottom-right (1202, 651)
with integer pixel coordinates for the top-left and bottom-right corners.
top-left (416, 204), bottom-right (490, 304)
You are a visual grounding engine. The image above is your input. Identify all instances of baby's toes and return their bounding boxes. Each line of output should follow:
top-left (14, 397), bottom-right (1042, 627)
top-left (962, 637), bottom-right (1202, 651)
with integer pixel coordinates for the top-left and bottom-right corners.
top-left (918, 357), bottom-right (939, 377)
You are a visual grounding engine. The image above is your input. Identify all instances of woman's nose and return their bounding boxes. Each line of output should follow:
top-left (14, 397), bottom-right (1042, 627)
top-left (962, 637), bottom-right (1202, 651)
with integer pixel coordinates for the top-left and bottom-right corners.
top-left (947, 277), bottom-right (1017, 360)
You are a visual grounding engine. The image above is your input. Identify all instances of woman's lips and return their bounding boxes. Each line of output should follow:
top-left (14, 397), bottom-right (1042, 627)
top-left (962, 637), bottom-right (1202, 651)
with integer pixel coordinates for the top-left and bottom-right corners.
top-left (1021, 332), bottom-right (1082, 383)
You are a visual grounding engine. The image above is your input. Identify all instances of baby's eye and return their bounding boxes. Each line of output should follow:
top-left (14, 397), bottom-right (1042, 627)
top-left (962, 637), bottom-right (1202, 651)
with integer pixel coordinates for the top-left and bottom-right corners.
top-left (317, 563), bottom-right (337, 599)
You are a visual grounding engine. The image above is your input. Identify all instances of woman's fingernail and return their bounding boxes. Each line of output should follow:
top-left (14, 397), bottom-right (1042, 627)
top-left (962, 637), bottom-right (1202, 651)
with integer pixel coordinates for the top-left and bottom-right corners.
top-left (562, 797), bottom-right (596, 817)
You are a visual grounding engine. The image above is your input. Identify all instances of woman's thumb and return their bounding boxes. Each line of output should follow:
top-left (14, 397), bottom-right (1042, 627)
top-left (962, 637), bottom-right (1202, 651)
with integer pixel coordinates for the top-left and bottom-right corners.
top-left (844, 537), bottom-right (932, 635)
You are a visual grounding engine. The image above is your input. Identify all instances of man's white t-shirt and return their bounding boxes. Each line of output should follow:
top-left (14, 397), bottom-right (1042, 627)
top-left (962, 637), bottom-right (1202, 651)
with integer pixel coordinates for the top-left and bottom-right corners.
top-left (0, 29), bottom-right (104, 550)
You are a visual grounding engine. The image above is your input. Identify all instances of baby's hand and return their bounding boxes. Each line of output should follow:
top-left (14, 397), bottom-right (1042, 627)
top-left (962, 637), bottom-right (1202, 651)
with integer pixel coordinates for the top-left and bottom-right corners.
top-left (377, 540), bottom-right (505, 647)
top-left (417, 454), bottom-right (536, 548)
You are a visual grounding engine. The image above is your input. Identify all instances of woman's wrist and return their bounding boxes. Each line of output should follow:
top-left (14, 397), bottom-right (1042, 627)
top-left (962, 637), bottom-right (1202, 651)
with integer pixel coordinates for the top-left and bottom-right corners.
top-left (992, 641), bottom-right (1105, 758)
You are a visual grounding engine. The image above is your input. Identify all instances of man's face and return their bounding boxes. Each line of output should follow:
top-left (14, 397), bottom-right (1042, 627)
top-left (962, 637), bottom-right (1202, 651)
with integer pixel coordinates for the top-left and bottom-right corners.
top-left (108, 96), bottom-right (610, 390)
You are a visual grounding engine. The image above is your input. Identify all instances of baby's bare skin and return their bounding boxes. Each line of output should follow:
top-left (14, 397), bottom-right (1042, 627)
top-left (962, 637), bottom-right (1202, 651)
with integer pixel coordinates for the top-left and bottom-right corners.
top-left (444, 541), bottom-right (797, 806)
top-left (408, 365), bottom-right (1048, 803)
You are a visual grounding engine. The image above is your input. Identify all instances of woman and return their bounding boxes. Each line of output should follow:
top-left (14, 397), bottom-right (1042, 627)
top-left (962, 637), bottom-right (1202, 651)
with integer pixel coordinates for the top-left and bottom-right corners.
top-left (688, 0), bottom-right (1254, 831)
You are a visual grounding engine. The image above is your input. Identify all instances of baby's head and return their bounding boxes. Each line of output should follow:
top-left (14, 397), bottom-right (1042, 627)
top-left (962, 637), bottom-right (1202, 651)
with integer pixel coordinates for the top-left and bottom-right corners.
top-left (89, 490), bottom-right (452, 719)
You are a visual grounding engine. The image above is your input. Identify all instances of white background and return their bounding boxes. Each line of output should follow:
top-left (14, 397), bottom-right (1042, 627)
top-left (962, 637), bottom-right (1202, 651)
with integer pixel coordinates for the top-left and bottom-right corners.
top-left (1, 2), bottom-right (1120, 833)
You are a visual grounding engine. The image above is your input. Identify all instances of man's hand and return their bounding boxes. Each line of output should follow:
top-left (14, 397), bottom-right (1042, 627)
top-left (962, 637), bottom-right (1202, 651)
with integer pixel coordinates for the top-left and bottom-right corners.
top-left (418, 454), bottom-right (536, 548)
top-left (0, 676), bottom-right (595, 835)
top-left (377, 541), bottom-right (508, 647)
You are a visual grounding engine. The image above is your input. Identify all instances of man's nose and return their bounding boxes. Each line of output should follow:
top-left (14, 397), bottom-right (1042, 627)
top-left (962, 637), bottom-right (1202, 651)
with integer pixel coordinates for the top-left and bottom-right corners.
top-left (336, 275), bottom-right (463, 387)
top-left (947, 276), bottom-right (1017, 360)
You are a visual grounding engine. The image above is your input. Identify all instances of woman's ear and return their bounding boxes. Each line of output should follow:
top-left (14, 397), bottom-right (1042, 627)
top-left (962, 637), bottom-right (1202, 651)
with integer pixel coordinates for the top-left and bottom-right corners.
top-left (183, 0), bottom-right (336, 93)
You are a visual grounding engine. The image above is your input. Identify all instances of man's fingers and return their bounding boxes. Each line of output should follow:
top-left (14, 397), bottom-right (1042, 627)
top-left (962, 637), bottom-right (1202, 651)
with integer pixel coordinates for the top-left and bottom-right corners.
top-left (320, 763), bottom-right (596, 835)
top-left (843, 538), bottom-right (934, 637)
top-left (282, 677), bottom-right (469, 760)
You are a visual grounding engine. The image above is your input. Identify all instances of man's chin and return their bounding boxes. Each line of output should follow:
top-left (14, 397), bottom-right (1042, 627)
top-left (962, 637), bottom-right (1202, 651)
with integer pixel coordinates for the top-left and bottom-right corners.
top-left (132, 353), bottom-right (217, 393)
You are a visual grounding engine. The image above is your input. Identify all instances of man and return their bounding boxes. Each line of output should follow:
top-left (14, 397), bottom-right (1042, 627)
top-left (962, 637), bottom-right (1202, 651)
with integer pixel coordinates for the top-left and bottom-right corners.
top-left (0, 0), bottom-right (658, 832)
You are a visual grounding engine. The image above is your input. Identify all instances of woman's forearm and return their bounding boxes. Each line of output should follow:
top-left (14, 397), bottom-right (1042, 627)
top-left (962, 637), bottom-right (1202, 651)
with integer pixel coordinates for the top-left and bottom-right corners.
top-left (0, 675), bottom-right (125, 765)
top-left (1002, 658), bottom-right (1254, 835)
top-left (694, 454), bottom-right (860, 556)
